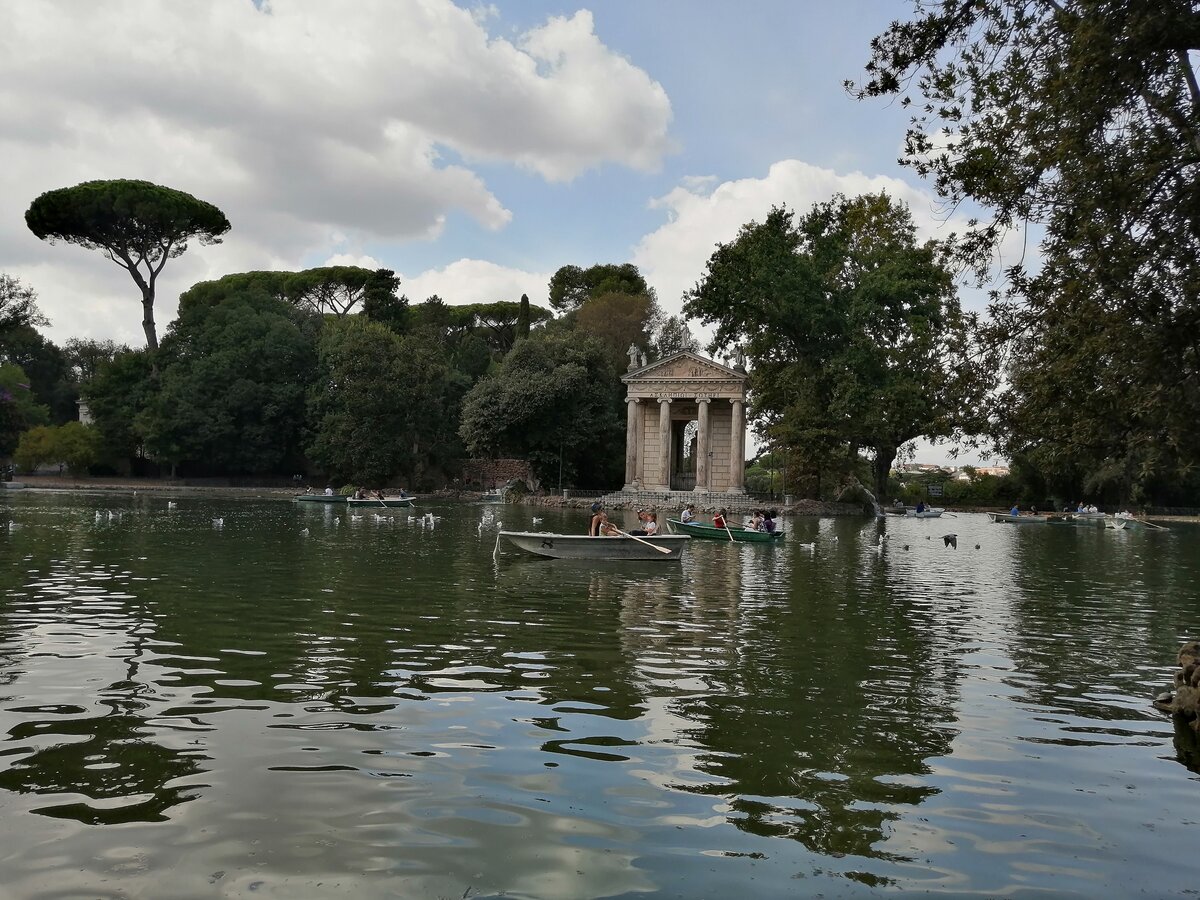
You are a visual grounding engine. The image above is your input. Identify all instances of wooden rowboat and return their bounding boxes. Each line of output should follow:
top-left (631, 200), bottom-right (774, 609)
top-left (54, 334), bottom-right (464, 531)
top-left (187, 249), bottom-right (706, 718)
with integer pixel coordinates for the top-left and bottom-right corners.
top-left (294, 494), bottom-right (347, 504)
top-left (500, 531), bottom-right (689, 560)
top-left (987, 512), bottom-right (1049, 524)
top-left (666, 519), bottom-right (785, 542)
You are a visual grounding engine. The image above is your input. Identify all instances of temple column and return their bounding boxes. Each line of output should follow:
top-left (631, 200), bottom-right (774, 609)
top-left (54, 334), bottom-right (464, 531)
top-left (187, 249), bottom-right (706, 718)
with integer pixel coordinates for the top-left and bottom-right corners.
top-left (728, 398), bottom-right (746, 493)
top-left (694, 398), bottom-right (710, 492)
top-left (657, 398), bottom-right (672, 490)
top-left (623, 398), bottom-right (641, 490)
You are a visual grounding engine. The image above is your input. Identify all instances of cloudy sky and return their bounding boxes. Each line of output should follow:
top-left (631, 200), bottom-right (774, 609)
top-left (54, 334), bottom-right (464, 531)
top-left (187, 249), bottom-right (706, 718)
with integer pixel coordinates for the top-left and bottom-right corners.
top-left (1, 0), bottom-right (1006, 463)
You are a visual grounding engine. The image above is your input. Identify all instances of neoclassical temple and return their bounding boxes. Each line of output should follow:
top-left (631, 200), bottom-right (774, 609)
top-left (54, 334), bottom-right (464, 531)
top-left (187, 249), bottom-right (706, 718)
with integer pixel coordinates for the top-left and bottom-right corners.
top-left (620, 347), bottom-right (749, 494)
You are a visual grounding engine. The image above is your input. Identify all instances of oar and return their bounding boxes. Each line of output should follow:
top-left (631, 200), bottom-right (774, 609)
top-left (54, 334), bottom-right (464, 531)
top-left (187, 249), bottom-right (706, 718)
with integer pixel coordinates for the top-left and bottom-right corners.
top-left (609, 524), bottom-right (672, 554)
top-left (721, 519), bottom-right (735, 542)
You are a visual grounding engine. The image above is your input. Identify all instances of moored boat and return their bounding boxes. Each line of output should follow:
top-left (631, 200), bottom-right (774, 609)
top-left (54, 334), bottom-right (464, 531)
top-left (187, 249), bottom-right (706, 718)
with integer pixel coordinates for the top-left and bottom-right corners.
top-left (294, 493), bottom-right (347, 504)
top-left (500, 531), bottom-right (689, 560)
top-left (666, 519), bottom-right (785, 542)
top-left (347, 496), bottom-right (415, 508)
top-left (904, 507), bottom-right (945, 518)
top-left (988, 512), bottom-right (1049, 524)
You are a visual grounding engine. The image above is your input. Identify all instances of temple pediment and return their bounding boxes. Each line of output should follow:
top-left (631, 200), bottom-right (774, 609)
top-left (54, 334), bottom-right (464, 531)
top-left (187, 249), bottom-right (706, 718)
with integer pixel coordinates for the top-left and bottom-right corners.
top-left (622, 351), bottom-right (746, 384)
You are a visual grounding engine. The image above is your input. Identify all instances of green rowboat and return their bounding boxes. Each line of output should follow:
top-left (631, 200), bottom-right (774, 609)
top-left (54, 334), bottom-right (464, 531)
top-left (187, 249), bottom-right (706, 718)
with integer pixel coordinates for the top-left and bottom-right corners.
top-left (666, 519), bottom-right (785, 542)
top-left (294, 494), bottom-right (348, 504)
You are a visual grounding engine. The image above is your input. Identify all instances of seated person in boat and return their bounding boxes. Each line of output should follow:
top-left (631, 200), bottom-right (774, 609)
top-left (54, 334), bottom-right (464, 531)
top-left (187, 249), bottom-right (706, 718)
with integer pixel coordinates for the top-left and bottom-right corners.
top-left (399, 488), bottom-right (407, 498)
top-left (597, 513), bottom-right (620, 537)
top-left (375, 489), bottom-right (386, 500)
top-left (642, 512), bottom-right (659, 537)
top-left (630, 509), bottom-right (651, 536)
top-left (916, 500), bottom-right (926, 513)
top-left (762, 509), bottom-right (777, 533)
top-left (749, 509), bottom-right (764, 531)
top-left (680, 503), bottom-right (696, 523)
top-left (324, 486), bottom-right (334, 496)
top-left (353, 487), bottom-right (365, 500)
top-left (1010, 503), bottom-right (1020, 516)
top-left (588, 502), bottom-right (605, 536)
top-left (712, 509), bottom-right (728, 529)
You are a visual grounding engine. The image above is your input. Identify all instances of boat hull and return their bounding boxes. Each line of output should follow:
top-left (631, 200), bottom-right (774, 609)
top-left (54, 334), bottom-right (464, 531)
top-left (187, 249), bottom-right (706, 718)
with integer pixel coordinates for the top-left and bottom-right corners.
top-left (500, 531), bottom-right (689, 560)
top-left (904, 509), bottom-right (944, 518)
top-left (347, 497), bottom-right (415, 508)
top-left (988, 512), bottom-right (1048, 524)
top-left (294, 494), bottom-right (347, 504)
top-left (667, 519), bottom-right (784, 542)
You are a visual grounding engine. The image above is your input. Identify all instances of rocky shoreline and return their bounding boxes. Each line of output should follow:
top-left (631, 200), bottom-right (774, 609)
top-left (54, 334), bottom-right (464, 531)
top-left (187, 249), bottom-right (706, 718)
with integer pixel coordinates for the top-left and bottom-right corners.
top-left (1154, 641), bottom-right (1200, 772)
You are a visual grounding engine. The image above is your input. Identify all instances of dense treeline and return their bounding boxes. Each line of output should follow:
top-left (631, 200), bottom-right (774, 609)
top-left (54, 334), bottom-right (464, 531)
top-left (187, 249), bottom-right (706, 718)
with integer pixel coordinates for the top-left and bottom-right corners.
top-left (0, 263), bottom-right (693, 490)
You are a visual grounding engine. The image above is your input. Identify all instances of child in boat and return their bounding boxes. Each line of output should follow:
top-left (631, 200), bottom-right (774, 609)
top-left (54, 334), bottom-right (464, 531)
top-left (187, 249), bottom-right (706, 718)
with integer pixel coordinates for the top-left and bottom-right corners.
top-left (712, 509), bottom-right (727, 529)
top-left (749, 509), bottom-right (764, 531)
top-left (630, 509), bottom-right (652, 536)
top-left (643, 512), bottom-right (659, 537)
top-left (598, 513), bottom-right (620, 537)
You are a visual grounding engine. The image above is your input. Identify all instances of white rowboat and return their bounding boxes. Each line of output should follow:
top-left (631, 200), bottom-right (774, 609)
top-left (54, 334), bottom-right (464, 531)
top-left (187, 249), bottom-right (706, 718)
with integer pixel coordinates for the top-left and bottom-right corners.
top-left (499, 531), bottom-right (689, 560)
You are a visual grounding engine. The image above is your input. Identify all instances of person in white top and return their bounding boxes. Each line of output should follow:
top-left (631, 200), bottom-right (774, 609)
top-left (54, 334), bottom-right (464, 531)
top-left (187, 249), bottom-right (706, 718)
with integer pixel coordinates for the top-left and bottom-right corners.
top-left (680, 504), bottom-right (696, 523)
top-left (643, 512), bottom-right (658, 536)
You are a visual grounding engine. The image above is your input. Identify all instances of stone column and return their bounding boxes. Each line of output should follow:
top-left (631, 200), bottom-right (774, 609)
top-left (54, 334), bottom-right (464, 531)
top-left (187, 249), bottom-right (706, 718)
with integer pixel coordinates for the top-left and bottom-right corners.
top-left (623, 398), bottom-right (641, 490)
top-left (694, 398), bottom-right (710, 492)
top-left (728, 398), bottom-right (746, 493)
top-left (657, 398), bottom-right (672, 490)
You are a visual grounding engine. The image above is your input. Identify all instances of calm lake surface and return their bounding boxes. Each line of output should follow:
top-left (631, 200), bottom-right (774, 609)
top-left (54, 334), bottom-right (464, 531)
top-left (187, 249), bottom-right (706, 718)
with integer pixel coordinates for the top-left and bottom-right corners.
top-left (1, 491), bottom-right (1198, 899)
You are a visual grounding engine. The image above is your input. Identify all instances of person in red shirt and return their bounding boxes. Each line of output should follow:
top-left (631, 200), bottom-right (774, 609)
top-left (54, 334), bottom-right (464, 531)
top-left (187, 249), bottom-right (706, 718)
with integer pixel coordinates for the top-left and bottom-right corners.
top-left (712, 509), bottom-right (727, 529)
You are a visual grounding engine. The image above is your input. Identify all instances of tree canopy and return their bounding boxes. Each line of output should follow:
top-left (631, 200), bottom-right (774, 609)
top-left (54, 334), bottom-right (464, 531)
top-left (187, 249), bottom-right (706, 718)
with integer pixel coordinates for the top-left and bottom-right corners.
top-left (548, 263), bottom-right (650, 312)
top-left (854, 0), bottom-right (1200, 502)
top-left (458, 330), bottom-right (625, 488)
top-left (25, 179), bottom-right (230, 350)
top-left (1, 274), bottom-right (48, 337)
top-left (686, 195), bottom-right (986, 500)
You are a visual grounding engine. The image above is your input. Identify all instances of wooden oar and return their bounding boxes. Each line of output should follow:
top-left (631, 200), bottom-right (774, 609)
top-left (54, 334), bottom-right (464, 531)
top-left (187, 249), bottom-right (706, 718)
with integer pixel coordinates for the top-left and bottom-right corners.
top-left (609, 524), bottom-right (672, 554)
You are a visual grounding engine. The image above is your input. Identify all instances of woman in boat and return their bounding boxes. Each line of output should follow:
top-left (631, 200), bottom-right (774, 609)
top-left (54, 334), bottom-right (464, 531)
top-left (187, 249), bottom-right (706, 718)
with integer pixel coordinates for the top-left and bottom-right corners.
top-left (712, 509), bottom-right (728, 529)
top-left (916, 500), bottom-right (926, 514)
top-left (762, 510), bottom-right (777, 534)
top-left (588, 502), bottom-right (605, 536)
top-left (749, 509), bottom-right (764, 531)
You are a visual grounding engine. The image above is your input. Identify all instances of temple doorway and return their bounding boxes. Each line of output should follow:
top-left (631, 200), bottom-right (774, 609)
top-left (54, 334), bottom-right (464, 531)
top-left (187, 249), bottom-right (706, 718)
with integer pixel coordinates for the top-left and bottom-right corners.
top-left (670, 419), bottom-right (698, 491)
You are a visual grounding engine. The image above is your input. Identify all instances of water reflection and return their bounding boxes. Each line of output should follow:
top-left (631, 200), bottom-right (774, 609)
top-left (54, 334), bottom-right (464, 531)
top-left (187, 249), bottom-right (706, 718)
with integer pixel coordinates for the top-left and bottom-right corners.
top-left (0, 494), bottom-right (1198, 898)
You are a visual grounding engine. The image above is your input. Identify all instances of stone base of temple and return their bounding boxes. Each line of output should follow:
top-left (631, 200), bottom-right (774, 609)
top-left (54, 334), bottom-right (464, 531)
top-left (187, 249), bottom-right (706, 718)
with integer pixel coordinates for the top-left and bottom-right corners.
top-left (599, 488), bottom-right (752, 511)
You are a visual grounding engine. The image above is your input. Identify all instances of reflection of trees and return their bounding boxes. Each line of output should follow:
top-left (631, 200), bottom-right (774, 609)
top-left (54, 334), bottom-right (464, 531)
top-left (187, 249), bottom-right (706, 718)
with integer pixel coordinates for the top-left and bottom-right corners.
top-left (1002, 529), bottom-right (1196, 718)
top-left (0, 703), bottom-right (202, 824)
top-left (616, 537), bottom-right (961, 861)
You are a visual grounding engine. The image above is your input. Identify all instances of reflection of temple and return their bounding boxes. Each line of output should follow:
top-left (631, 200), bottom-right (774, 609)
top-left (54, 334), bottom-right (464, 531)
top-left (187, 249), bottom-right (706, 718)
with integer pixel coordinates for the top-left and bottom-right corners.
top-left (616, 348), bottom-right (749, 500)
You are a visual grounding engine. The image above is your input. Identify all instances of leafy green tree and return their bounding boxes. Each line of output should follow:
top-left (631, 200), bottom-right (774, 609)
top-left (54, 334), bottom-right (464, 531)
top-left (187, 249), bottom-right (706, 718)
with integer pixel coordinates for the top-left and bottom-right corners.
top-left (459, 330), bottom-right (625, 488)
top-left (0, 326), bottom-right (76, 424)
top-left (139, 288), bottom-right (317, 474)
top-left (25, 179), bottom-right (230, 350)
top-left (574, 292), bottom-right (656, 368)
top-left (854, 0), bottom-right (1200, 502)
top-left (686, 196), bottom-right (986, 500)
top-left (548, 263), bottom-right (650, 312)
top-left (307, 317), bottom-right (411, 485)
top-left (52, 422), bottom-right (101, 475)
top-left (516, 293), bottom-right (531, 340)
top-left (287, 266), bottom-right (398, 317)
top-left (0, 362), bottom-right (50, 455)
top-left (63, 338), bottom-right (130, 386)
top-left (1, 274), bottom-right (48, 336)
top-left (13, 425), bottom-right (56, 473)
top-left (84, 350), bottom-right (157, 471)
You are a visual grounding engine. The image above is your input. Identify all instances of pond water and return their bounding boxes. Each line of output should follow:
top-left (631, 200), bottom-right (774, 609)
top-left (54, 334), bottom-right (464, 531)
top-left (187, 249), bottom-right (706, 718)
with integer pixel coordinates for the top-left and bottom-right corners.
top-left (1, 491), bottom-right (1198, 898)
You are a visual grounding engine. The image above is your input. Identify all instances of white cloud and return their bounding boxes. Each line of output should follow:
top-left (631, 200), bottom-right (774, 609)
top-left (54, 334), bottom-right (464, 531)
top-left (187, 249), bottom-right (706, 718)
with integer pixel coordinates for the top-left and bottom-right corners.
top-left (399, 258), bottom-right (551, 307)
top-left (0, 0), bottom-right (672, 344)
top-left (633, 159), bottom-right (970, 318)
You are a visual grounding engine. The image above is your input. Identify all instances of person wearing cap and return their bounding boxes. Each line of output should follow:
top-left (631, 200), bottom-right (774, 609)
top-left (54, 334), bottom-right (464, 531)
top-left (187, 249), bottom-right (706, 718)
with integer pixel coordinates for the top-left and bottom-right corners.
top-left (588, 502), bottom-right (604, 536)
